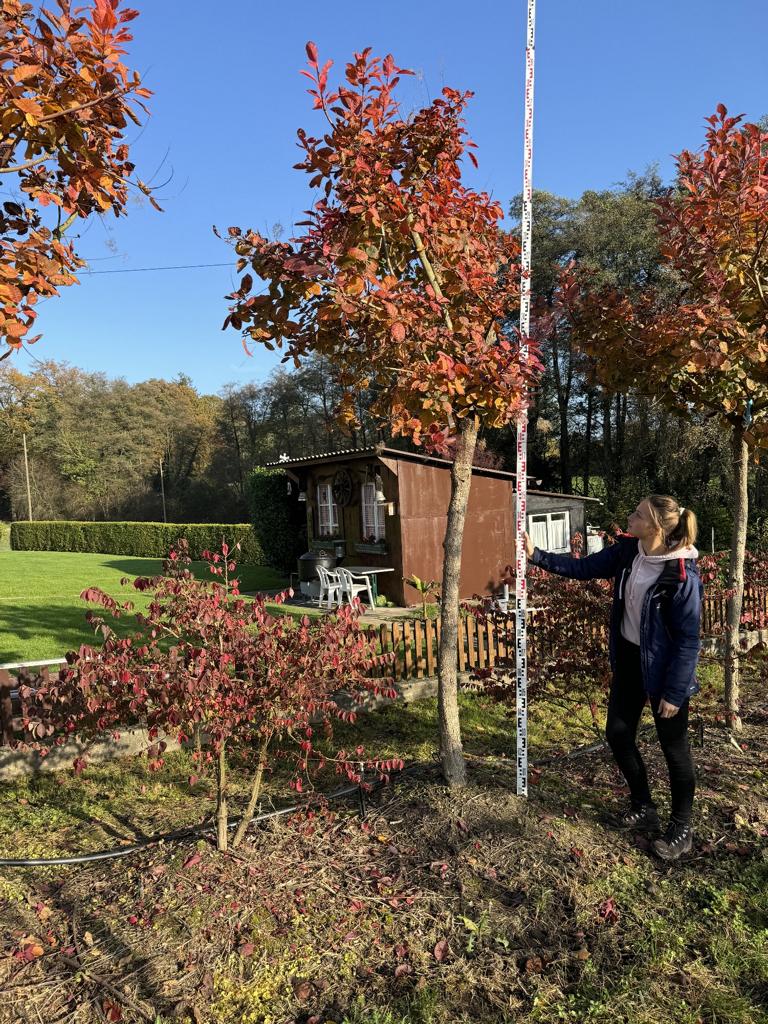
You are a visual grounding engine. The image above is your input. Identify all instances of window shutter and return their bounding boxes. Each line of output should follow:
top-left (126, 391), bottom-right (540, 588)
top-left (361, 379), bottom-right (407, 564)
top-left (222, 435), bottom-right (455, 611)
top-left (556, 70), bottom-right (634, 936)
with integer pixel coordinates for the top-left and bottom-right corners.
top-left (362, 483), bottom-right (376, 539)
top-left (319, 485), bottom-right (331, 536)
top-left (318, 483), bottom-right (340, 536)
top-left (361, 483), bottom-right (385, 541)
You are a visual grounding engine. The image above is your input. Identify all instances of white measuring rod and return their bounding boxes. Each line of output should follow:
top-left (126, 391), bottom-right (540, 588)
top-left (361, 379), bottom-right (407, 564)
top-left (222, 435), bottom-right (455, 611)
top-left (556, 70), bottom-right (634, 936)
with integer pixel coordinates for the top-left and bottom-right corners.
top-left (515, 0), bottom-right (536, 797)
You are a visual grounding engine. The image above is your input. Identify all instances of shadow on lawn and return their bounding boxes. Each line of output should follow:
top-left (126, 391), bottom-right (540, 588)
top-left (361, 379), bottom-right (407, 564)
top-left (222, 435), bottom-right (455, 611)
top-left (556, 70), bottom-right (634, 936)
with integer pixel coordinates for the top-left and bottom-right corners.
top-left (0, 601), bottom-right (120, 663)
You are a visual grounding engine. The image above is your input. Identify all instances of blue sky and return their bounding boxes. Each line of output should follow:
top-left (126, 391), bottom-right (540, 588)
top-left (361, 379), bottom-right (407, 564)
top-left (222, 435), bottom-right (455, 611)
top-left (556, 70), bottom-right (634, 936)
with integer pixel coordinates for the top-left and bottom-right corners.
top-left (14, 0), bottom-right (768, 393)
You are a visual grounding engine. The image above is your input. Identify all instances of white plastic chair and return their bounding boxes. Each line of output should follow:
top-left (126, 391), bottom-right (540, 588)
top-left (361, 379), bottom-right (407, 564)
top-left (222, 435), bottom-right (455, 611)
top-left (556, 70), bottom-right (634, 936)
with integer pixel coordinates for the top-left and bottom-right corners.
top-left (316, 565), bottom-right (341, 609)
top-left (337, 566), bottom-right (375, 608)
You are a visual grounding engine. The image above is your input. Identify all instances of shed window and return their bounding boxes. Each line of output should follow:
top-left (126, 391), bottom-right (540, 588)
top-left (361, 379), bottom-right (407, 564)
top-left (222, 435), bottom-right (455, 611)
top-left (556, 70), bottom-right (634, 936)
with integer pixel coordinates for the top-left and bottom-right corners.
top-left (361, 482), bottom-right (386, 542)
top-left (528, 510), bottom-right (571, 554)
top-left (316, 483), bottom-right (340, 537)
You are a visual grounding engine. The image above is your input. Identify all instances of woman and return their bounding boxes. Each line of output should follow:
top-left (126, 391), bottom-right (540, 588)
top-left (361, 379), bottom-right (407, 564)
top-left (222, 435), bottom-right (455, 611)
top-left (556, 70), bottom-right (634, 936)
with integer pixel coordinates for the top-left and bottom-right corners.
top-left (525, 496), bottom-right (702, 862)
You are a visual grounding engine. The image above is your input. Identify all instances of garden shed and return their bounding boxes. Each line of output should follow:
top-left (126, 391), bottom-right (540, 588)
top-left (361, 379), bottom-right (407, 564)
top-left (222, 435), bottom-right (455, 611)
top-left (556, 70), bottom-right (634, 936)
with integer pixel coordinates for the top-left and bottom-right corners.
top-left (267, 446), bottom-right (602, 607)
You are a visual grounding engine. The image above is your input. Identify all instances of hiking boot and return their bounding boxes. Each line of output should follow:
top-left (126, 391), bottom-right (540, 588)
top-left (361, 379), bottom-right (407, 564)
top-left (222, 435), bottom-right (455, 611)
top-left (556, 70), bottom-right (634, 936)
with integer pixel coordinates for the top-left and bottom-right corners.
top-left (652, 821), bottom-right (693, 862)
top-left (611, 802), bottom-right (660, 832)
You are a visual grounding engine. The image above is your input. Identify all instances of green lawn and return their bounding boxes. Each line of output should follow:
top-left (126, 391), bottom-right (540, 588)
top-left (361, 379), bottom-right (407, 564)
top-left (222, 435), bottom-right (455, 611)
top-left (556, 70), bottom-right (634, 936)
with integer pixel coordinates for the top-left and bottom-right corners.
top-left (0, 550), bottom-right (288, 663)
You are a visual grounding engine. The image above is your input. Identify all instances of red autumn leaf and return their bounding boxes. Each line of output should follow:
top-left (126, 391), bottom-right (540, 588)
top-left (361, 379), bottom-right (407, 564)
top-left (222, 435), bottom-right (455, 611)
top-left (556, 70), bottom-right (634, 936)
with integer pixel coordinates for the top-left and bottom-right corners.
top-left (305, 40), bottom-right (318, 65)
top-left (391, 322), bottom-right (406, 342)
top-left (183, 853), bottom-right (202, 869)
top-left (17, 936), bottom-right (44, 961)
top-left (1, 1), bottom-right (156, 357)
top-left (433, 938), bottom-right (449, 962)
top-left (597, 898), bottom-right (620, 925)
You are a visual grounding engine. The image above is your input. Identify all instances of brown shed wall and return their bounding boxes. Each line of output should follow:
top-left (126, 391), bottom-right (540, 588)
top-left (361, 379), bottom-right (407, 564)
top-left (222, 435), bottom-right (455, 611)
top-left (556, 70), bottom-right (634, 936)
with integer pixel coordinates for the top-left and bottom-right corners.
top-left (396, 461), bottom-right (515, 606)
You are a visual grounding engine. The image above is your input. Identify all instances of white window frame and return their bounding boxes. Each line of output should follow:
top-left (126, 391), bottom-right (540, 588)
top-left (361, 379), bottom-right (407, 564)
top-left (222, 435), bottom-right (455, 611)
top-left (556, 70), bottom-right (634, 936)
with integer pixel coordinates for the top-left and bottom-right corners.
top-left (316, 483), bottom-right (340, 537)
top-left (361, 482), bottom-right (386, 542)
top-left (528, 510), bottom-right (571, 554)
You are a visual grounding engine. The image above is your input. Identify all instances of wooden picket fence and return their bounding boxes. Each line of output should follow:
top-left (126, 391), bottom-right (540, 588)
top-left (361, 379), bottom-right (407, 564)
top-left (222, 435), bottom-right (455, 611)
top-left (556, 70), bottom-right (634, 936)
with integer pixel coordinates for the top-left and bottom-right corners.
top-left (364, 586), bottom-right (768, 682)
top-left (2, 587), bottom-right (767, 745)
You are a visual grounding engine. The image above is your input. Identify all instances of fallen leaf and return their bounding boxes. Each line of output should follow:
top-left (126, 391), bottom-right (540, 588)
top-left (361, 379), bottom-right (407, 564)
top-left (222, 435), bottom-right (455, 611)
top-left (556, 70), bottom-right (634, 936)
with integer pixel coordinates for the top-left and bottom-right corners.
top-left (576, 947), bottom-right (591, 961)
top-left (183, 853), bottom-right (202, 869)
top-left (34, 903), bottom-right (52, 922)
top-left (597, 898), bottom-right (620, 925)
top-left (102, 999), bottom-right (123, 1022)
top-left (82, 931), bottom-right (94, 947)
top-left (433, 938), bottom-right (449, 962)
top-left (394, 962), bottom-right (413, 978)
top-left (17, 936), bottom-right (44, 961)
top-left (524, 955), bottom-right (545, 974)
top-left (292, 979), bottom-right (313, 1002)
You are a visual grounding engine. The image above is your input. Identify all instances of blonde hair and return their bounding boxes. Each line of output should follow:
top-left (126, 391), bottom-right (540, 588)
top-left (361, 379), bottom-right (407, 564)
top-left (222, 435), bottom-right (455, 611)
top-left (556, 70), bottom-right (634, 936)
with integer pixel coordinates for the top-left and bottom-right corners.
top-left (646, 494), bottom-right (698, 549)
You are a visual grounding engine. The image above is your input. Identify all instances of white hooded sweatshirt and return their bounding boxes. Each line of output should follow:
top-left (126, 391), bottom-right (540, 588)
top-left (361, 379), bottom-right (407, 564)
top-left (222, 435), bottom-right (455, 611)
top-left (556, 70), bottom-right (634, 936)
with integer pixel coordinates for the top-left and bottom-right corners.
top-left (620, 540), bottom-right (699, 646)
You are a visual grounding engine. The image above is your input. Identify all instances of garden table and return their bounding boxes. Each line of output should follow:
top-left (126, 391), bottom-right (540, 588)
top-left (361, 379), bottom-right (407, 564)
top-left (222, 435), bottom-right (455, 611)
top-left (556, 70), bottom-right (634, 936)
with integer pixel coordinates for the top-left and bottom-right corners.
top-left (343, 566), bottom-right (395, 601)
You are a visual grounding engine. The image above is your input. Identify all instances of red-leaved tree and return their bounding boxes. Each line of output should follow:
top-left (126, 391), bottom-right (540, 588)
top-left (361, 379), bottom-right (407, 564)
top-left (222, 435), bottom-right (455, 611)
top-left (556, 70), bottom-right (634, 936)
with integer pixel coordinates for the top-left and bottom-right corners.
top-left (1, 0), bottom-right (157, 357)
top-left (20, 542), bottom-right (399, 851)
top-left (563, 107), bottom-right (768, 730)
top-left (222, 45), bottom-right (540, 786)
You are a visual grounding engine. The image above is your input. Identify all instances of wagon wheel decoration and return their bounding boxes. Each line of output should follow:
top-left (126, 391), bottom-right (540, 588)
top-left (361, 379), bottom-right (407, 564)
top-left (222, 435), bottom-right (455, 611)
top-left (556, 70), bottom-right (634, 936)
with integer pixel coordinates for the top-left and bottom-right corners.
top-left (331, 468), bottom-right (354, 507)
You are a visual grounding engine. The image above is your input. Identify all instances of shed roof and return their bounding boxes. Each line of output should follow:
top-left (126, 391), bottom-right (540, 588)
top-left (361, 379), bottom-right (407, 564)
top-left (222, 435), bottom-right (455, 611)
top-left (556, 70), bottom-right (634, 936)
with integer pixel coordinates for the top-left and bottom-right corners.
top-left (265, 446), bottom-right (602, 503)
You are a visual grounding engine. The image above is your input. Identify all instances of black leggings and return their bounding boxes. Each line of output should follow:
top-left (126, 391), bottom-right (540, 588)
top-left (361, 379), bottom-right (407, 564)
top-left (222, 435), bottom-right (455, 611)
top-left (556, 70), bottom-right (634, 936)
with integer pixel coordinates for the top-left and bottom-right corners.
top-left (605, 635), bottom-right (696, 825)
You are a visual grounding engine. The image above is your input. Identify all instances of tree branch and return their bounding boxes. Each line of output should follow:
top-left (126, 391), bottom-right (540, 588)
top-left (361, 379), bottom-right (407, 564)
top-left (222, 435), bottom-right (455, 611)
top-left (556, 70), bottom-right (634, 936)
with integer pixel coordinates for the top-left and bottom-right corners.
top-left (53, 210), bottom-right (79, 239)
top-left (407, 220), bottom-right (453, 333)
top-left (37, 88), bottom-right (125, 124)
top-left (0, 154), bottom-right (50, 174)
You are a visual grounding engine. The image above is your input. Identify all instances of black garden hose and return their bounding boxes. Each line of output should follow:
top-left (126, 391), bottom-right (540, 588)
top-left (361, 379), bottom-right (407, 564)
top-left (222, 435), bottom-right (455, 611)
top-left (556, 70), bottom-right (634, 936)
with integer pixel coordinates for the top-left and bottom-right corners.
top-left (0, 777), bottom-right (387, 868)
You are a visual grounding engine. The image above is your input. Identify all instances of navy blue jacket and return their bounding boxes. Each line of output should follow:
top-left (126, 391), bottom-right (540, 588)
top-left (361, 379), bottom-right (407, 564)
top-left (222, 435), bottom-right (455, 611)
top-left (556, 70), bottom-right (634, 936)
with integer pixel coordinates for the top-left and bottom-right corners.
top-left (530, 536), bottom-right (702, 706)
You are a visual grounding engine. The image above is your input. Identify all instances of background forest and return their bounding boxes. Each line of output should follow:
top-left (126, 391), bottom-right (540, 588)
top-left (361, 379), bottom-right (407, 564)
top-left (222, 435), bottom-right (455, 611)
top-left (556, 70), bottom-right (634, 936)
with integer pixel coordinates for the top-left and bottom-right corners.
top-left (2, 171), bottom-right (767, 547)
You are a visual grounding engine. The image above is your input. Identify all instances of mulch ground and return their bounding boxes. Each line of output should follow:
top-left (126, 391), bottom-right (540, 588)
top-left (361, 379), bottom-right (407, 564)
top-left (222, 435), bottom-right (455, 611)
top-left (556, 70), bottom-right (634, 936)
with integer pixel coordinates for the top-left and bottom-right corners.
top-left (1, 665), bottom-right (767, 1024)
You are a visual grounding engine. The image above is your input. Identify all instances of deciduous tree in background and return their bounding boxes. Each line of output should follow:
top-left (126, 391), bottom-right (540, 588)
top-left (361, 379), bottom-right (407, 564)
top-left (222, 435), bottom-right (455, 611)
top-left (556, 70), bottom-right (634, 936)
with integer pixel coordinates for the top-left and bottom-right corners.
top-left (565, 107), bottom-right (768, 730)
top-left (223, 45), bottom-right (540, 786)
top-left (0, 0), bottom-right (156, 357)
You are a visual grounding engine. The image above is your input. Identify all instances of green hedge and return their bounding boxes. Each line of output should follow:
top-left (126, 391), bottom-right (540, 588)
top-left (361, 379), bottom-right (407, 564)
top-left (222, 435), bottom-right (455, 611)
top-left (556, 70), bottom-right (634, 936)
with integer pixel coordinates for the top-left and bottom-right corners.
top-left (10, 521), bottom-right (263, 563)
top-left (248, 468), bottom-right (307, 571)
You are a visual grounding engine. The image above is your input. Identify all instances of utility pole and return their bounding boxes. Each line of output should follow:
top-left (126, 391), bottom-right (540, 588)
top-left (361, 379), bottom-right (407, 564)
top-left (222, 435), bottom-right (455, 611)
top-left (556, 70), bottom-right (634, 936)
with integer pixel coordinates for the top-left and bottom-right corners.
top-left (159, 457), bottom-right (167, 523)
top-left (22, 433), bottom-right (32, 521)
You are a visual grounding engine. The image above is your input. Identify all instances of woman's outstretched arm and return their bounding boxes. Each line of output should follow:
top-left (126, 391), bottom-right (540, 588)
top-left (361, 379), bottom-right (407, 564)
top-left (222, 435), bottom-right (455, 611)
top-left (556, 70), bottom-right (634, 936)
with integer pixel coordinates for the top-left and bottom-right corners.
top-left (525, 533), bottom-right (627, 581)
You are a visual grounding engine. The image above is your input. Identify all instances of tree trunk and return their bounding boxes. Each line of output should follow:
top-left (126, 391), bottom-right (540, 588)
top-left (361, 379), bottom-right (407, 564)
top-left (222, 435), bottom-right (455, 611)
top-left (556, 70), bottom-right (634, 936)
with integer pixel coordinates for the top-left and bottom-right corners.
top-left (602, 394), bottom-right (615, 509)
top-left (216, 744), bottom-right (228, 852)
top-left (724, 423), bottom-right (749, 733)
top-left (582, 389), bottom-right (593, 497)
top-left (232, 733), bottom-right (270, 849)
top-left (558, 397), bottom-right (572, 495)
top-left (549, 328), bottom-right (573, 494)
top-left (437, 417), bottom-right (479, 787)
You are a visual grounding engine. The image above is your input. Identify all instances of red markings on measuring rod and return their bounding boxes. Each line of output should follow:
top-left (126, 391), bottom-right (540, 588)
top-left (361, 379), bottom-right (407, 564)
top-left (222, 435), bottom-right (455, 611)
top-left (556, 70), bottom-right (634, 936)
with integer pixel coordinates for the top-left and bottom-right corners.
top-left (515, 0), bottom-right (536, 798)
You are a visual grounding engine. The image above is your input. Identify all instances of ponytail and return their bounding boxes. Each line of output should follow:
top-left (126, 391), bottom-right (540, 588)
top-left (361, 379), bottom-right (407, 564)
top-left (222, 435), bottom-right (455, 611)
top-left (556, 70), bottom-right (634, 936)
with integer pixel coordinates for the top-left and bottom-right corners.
top-left (666, 507), bottom-right (698, 549)
top-left (647, 495), bottom-right (698, 550)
